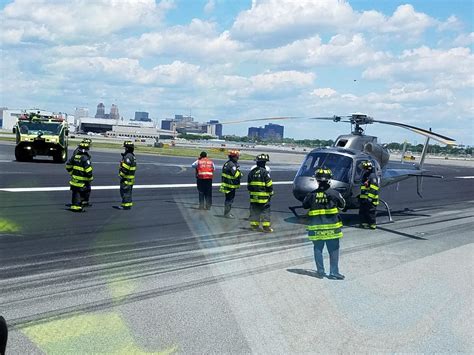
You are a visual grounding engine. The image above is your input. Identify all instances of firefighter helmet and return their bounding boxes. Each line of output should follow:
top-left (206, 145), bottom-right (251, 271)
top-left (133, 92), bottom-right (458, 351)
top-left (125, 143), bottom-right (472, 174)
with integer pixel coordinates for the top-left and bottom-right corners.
top-left (123, 141), bottom-right (134, 149)
top-left (314, 167), bottom-right (332, 182)
top-left (78, 141), bottom-right (90, 150)
top-left (228, 150), bottom-right (240, 158)
top-left (82, 138), bottom-right (92, 145)
top-left (255, 153), bottom-right (269, 162)
top-left (361, 161), bottom-right (373, 170)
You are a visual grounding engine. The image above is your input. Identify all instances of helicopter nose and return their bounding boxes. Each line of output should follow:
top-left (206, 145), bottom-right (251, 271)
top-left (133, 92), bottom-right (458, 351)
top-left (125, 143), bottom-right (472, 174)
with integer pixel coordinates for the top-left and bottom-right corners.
top-left (292, 176), bottom-right (318, 201)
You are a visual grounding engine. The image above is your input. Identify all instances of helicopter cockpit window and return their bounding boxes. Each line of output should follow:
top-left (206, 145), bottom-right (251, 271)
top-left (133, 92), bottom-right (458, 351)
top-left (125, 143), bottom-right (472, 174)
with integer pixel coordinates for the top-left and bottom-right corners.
top-left (296, 152), bottom-right (352, 183)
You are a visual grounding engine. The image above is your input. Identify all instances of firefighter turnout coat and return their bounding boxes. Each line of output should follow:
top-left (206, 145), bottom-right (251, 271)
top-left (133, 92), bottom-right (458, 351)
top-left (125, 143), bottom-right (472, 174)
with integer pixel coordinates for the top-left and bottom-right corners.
top-left (359, 172), bottom-right (380, 206)
top-left (219, 160), bottom-right (241, 193)
top-left (119, 152), bottom-right (137, 186)
top-left (66, 151), bottom-right (93, 190)
top-left (303, 186), bottom-right (345, 240)
top-left (247, 166), bottom-right (273, 204)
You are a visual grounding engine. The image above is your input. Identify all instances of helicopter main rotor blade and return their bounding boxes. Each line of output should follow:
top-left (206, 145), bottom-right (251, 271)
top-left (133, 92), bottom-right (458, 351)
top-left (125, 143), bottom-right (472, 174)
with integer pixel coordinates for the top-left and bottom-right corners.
top-left (372, 120), bottom-right (456, 145)
top-left (217, 116), bottom-right (301, 125)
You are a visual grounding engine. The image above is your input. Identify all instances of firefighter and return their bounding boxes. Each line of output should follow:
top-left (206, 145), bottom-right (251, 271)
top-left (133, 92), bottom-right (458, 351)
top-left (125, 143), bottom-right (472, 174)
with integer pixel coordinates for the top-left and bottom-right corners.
top-left (67, 138), bottom-right (93, 207)
top-left (219, 150), bottom-right (242, 218)
top-left (358, 161), bottom-right (379, 229)
top-left (248, 154), bottom-right (273, 232)
top-left (303, 167), bottom-right (346, 279)
top-left (118, 141), bottom-right (137, 210)
top-left (66, 141), bottom-right (93, 212)
top-left (191, 151), bottom-right (215, 210)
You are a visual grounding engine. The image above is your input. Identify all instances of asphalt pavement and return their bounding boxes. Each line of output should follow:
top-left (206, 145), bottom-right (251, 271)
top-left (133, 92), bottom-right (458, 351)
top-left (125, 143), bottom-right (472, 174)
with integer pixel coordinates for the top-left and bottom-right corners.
top-left (0, 142), bottom-right (473, 353)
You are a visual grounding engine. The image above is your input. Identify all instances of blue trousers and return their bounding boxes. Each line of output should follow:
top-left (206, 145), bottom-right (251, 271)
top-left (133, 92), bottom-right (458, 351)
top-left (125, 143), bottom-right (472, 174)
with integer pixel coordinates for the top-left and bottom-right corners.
top-left (312, 239), bottom-right (340, 275)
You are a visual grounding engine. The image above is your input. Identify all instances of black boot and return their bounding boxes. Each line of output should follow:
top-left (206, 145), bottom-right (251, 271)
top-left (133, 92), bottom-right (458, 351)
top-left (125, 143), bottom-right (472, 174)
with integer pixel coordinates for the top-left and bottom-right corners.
top-left (224, 204), bottom-right (234, 218)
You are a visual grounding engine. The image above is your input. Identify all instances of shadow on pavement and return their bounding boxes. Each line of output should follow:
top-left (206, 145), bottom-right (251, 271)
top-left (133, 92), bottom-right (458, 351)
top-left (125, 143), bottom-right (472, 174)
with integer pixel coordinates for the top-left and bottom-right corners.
top-left (287, 268), bottom-right (323, 279)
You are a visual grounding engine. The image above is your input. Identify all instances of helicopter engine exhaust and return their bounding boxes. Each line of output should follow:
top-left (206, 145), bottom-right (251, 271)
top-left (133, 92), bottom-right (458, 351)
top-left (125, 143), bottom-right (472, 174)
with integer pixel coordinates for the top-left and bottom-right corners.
top-left (363, 142), bottom-right (389, 167)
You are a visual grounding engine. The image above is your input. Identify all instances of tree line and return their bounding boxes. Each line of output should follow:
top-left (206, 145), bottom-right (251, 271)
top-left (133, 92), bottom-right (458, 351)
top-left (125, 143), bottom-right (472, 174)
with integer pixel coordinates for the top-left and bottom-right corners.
top-left (178, 133), bottom-right (471, 156)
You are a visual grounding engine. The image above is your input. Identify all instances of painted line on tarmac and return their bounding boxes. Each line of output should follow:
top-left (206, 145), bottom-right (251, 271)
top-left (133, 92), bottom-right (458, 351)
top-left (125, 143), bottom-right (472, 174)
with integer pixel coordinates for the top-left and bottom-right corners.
top-left (0, 181), bottom-right (293, 192)
top-left (455, 176), bottom-right (474, 179)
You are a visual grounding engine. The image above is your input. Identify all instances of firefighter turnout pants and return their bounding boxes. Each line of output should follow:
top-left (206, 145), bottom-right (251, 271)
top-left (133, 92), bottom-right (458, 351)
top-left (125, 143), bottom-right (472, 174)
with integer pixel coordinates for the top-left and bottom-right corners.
top-left (120, 180), bottom-right (133, 209)
top-left (359, 200), bottom-right (377, 228)
top-left (249, 202), bottom-right (271, 228)
top-left (71, 186), bottom-right (88, 212)
top-left (224, 189), bottom-right (236, 216)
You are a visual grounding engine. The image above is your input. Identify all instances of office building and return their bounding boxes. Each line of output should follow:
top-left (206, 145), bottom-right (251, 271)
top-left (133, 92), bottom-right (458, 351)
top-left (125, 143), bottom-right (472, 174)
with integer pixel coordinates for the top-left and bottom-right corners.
top-left (248, 123), bottom-right (284, 141)
top-left (133, 111), bottom-right (152, 122)
top-left (110, 104), bottom-right (119, 120)
top-left (95, 103), bottom-right (105, 118)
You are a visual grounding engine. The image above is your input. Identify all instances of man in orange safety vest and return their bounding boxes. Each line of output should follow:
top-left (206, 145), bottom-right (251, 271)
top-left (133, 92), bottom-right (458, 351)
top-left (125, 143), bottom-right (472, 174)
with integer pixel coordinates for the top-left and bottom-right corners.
top-left (191, 151), bottom-right (215, 210)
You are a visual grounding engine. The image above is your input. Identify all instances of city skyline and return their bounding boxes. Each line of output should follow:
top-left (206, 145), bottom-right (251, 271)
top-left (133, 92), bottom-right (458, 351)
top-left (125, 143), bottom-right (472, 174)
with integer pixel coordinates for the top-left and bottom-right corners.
top-left (1, 0), bottom-right (472, 145)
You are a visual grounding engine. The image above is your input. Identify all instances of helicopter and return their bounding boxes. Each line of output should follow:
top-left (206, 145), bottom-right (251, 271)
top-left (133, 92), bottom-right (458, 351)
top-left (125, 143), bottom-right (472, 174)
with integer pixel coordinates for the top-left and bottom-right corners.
top-left (216, 113), bottom-right (456, 220)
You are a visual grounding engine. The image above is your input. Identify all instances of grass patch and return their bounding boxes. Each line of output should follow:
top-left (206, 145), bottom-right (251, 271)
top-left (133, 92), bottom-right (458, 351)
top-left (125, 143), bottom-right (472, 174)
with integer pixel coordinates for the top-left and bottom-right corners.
top-left (78, 141), bottom-right (254, 160)
top-left (0, 136), bottom-right (16, 142)
top-left (0, 136), bottom-right (254, 160)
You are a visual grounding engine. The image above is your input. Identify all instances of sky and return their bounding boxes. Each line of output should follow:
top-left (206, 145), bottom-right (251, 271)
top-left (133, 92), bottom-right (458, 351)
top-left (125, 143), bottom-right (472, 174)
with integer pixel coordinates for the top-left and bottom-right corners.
top-left (0, 0), bottom-right (473, 145)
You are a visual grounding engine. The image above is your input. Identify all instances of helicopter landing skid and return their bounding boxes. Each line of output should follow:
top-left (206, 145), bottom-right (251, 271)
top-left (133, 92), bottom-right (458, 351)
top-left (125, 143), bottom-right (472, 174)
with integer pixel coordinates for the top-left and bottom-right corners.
top-left (289, 205), bottom-right (306, 218)
top-left (379, 198), bottom-right (393, 223)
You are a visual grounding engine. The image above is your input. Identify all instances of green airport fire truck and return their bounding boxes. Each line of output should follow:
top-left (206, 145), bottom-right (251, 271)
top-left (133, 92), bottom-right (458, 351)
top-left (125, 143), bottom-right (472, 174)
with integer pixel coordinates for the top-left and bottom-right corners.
top-left (13, 112), bottom-right (69, 163)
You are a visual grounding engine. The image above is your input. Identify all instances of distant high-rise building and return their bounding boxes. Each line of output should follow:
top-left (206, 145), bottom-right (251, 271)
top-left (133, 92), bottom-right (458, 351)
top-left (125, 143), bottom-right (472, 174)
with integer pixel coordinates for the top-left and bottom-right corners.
top-left (263, 123), bottom-right (284, 140)
top-left (209, 120), bottom-right (223, 138)
top-left (95, 103), bottom-right (105, 118)
top-left (110, 104), bottom-right (119, 120)
top-left (248, 123), bottom-right (284, 141)
top-left (75, 107), bottom-right (89, 119)
top-left (134, 111), bottom-right (151, 122)
top-left (161, 119), bottom-right (174, 130)
top-left (248, 127), bottom-right (263, 139)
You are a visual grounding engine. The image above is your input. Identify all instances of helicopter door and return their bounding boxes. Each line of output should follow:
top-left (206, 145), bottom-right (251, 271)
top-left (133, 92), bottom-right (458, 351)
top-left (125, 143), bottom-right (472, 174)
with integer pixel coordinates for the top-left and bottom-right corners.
top-left (353, 160), bottom-right (366, 184)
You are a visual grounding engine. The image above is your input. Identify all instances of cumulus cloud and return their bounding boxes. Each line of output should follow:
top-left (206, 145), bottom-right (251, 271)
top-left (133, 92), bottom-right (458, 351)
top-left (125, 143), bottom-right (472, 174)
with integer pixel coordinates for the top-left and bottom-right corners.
top-left (311, 88), bottom-right (337, 98)
top-left (45, 57), bottom-right (201, 87)
top-left (452, 32), bottom-right (474, 46)
top-left (122, 19), bottom-right (242, 61)
top-left (204, 0), bottom-right (215, 14)
top-left (0, 0), bottom-right (174, 44)
top-left (363, 46), bottom-right (474, 88)
top-left (231, 0), bottom-right (440, 46)
top-left (260, 34), bottom-right (389, 67)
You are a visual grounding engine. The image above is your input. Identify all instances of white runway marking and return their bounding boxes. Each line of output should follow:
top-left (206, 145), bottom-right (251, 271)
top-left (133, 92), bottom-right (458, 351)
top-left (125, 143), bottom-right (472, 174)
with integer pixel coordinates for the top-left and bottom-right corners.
top-left (455, 176), bottom-right (474, 179)
top-left (0, 181), bottom-right (293, 192)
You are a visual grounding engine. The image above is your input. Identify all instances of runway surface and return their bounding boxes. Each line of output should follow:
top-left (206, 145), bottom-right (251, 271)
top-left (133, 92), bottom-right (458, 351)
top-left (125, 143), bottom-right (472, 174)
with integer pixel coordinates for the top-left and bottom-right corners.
top-left (0, 142), bottom-right (473, 353)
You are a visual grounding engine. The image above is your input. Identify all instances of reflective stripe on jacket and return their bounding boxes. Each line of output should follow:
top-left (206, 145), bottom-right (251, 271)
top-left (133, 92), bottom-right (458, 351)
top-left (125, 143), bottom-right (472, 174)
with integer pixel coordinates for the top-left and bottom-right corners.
top-left (247, 166), bottom-right (273, 204)
top-left (66, 153), bottom-right (93, 188)
top-left (119, 152), bottom-right (136, 185)
top-left (219, 160), bottom-right (241, 193)
top-left (360, 172), bottom-right (379, 206)
top-left (196, 158), bottom-right (214, 179)
top-left (303, 188), bottom-right (345, 241)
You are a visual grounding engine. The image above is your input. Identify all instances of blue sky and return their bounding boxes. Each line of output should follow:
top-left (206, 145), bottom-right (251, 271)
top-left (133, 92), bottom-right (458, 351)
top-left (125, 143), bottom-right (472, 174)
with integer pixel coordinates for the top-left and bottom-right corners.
top-left (1, 0), bottom-right (473, 145)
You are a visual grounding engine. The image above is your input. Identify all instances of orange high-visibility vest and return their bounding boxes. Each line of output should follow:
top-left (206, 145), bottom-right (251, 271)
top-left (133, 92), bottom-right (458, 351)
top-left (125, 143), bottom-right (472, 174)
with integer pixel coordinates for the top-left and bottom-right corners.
top-left (196, 158), bottom-right (214, 179)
